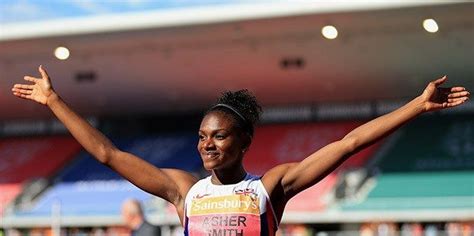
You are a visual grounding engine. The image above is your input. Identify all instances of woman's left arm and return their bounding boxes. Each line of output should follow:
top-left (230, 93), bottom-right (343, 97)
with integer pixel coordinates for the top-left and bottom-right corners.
top-left (264, 76), bottom-right (469, 199)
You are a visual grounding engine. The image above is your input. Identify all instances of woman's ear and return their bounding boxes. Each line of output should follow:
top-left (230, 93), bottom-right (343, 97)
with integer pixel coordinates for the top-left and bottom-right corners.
top-left (241, 133), bottom-right (252, 153)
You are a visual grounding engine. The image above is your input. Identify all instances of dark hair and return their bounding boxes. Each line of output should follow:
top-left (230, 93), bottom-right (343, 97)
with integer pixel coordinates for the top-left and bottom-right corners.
top-left (207, 89), bottom-right (262, 137)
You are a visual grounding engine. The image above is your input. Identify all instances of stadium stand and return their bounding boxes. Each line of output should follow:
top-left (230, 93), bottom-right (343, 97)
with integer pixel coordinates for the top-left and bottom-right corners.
top-left (15, 181), bottom-right (155, 216)
top-left (343, 171), bottom-right (474, 211)
top-left (12, 133), bottom-right (202, 218)
top-left (0, 136), bottom-right (81, 183)
top-left (244, 122), bottom-right (382, 212)
top-left (5, 117), bottom-right (471, 230)
top-left (0, 184), bottom-right (21, 217)
top-left (374, 116), bottom-right (473, 172)
top-left (0, 136), bottom-right (81, 217)
top-left (342, 116), bottom-right (474, 211)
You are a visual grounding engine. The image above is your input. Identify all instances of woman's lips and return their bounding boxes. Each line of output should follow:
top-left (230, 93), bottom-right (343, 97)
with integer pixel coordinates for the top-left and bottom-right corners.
top-left (203, 152), bottom-right (219, 159)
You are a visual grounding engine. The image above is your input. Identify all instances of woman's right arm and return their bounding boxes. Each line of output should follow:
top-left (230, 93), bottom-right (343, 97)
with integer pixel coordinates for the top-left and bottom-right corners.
top-left (12, 66), bottom-right (196, 211)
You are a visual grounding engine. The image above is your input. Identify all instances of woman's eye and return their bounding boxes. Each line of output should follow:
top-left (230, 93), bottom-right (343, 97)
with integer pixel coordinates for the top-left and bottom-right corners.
top-left (215, 134), bottom-right (225, 140)
top-left (198, 135), bottom-right (205, 140)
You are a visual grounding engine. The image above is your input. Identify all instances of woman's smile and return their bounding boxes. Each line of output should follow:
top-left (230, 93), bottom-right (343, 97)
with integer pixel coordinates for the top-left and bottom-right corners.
top-left (203, 151), bottom-right (220, 160)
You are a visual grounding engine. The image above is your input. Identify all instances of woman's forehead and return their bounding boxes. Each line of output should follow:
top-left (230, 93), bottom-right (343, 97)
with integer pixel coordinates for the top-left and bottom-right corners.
top-left (200, 111), bottom-right (236, 130)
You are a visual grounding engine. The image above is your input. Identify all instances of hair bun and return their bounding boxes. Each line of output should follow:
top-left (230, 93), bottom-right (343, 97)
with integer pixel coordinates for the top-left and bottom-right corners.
top-left (208, 89), bottom-right (262, 136)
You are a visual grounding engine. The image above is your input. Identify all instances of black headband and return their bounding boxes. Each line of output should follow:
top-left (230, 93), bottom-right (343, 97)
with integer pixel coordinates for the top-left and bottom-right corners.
top-left (211, 104), bottom-right (254, 136)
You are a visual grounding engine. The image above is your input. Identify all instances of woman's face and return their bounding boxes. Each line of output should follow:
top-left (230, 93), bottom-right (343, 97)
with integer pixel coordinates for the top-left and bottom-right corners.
top-left (198, 111), bottom-right (246, 171)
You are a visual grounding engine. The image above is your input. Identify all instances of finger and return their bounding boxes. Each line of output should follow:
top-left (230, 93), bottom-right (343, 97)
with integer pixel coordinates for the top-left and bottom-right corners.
top-left (447, 91), bottom-right (470, 98)
top-left (449, 87), bottom-right (466, 92)
top-left (447, 98), bottom-right (468, 107)
top-left (13, 92), bottom-right (30, 100)
top-left (431, 75), bottom-right (447, 86)
top-left (13, 84), bottom-right (34, 90)
top-left (12, 88), bottom-right (33, 95)
top-left (24, 76), bottom-right (39, 83)
top-left (439, 87), bottom-right (465, 94)
top-left (448, 97), bottom-right (469, 103)
top-left (38, 65), bottom-right (50, 81)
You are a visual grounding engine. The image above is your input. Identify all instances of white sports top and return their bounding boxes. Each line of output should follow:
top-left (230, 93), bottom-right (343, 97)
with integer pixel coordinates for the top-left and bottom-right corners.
top-left (183, 174), bottom-right (278, 236)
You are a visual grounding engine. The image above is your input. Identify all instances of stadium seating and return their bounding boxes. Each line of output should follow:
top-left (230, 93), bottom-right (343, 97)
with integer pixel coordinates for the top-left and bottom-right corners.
top-left (15, 181), bottom-right (154, 216)
top-left (0, 136), bottom-right (81, 183)
top-left (60, 134), bottom-right (202, 182)
top-left (342, 116), bottom-right (474, 211)
top-left (375, 116), bottom-right (473, 173)
top-left (8, 116), bottom-right (471, 223)
top-left (244, 122), bottom-right (381, 212)
top-left (13, 133), bottom-right (202, 217)
top-left (342, 171), bottom-right (474, 210)
top-left (0, 184), bottom-right (21, 217)
top-left (9, 122), bottom-right (383, 218)
top-left (0, 136), bottom-right (81, 217)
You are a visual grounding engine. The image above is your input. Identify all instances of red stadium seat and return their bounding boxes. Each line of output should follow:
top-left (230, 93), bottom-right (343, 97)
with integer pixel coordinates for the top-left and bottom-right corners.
top-left (0, 184), bottom-right (22, 216)
top-left (0, 136), bottom-right (81, 218)
top-left (244, 122), bottom-right (381, 212)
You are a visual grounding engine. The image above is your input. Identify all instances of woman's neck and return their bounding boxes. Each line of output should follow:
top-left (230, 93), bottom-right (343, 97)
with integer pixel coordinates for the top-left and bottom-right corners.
top-left (211, 165), bottom-right (247, 185)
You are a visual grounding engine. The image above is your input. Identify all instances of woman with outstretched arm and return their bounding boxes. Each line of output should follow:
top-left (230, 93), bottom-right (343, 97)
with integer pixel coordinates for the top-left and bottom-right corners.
top-left (12, 66), bottom-right (469, 235)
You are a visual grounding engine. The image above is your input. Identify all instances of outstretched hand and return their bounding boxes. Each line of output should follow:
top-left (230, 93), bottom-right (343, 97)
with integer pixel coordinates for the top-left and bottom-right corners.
top-left (420, 76), bottom-right (470, 112)
top-left (12, 65), bottom-right (55, 105)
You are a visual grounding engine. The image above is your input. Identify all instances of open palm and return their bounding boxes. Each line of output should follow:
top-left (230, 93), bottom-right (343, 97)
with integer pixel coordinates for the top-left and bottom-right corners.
top-left (421, 76), bottom-right (469, 112)
top-left (12, 65), bottom-right (54, 105)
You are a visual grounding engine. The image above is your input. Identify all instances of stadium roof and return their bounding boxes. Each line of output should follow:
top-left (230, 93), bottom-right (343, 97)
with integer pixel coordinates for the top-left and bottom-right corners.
top-left (0, 1), bottom-right (457, 41)
top-left (0, 1), bottom-right (473, 121)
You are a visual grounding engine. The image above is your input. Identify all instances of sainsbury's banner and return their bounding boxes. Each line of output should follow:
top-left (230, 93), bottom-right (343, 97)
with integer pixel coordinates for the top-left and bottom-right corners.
top-left (0, 136), bottom-right (81, 183)
top-left (187, 195), bottom-right (262, 235)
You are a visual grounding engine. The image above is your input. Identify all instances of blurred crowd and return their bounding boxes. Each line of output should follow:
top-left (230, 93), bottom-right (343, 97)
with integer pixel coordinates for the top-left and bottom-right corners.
top-left (2, 221), bottom-right (472, 236)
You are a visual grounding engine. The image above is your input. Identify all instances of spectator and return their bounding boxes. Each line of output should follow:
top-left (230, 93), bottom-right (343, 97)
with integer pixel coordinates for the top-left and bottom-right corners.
top-left (121, 199), bottom-right (160, 236)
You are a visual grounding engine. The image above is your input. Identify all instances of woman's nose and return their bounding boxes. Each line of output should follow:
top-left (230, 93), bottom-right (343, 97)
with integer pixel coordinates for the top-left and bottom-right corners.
top-left (203, 138), bottom-right (215, 150)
